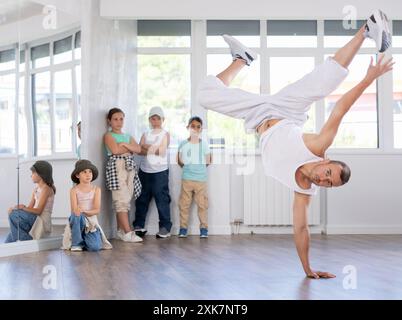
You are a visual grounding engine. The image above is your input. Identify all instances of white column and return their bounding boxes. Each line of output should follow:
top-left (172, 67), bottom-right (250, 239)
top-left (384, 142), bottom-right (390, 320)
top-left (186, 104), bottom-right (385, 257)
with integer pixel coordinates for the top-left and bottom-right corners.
top-left (81, 0), bottom-right (137, 236)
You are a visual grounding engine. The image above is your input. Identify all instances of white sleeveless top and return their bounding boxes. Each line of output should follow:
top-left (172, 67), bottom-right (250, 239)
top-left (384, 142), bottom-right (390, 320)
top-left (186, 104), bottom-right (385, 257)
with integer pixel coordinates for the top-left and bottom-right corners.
top-left (140, 129), bottom-right (169, 173)
top-left (260, 119), bottom-right (323, 195)
top-left (29, 185), bottom-right (55, 240)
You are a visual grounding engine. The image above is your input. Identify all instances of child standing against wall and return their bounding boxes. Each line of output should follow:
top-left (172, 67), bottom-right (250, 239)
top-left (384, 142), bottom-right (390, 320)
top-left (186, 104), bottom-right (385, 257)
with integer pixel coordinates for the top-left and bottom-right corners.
top-left (133, 106), bottom-right (172, 239)
top-left (177, 116), bottom-right (211, 238)
top-left (5, 161), bottom-right (55, 243)
top-left (104, 107), bottom-right (143, 243)
top-left (63, 159), bottom-right (112, 251)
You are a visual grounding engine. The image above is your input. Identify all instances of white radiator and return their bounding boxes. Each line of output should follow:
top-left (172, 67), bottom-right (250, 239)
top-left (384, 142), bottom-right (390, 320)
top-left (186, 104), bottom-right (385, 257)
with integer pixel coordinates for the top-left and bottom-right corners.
top-left (243, 160), bottom-right (321, 226)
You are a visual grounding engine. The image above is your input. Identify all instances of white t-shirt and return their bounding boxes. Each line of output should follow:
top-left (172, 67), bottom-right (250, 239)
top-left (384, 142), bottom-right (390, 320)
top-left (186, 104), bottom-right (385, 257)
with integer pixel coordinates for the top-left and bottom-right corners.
top-left (260, 119), bottom-right (323, 195)
top-left (140, 129), bottom-right (169, 173)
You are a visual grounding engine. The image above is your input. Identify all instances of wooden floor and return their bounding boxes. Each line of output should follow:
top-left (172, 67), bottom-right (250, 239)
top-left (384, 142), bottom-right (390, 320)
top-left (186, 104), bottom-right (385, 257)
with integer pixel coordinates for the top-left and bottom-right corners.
top-left (0, 234), bottom-right (402, 300)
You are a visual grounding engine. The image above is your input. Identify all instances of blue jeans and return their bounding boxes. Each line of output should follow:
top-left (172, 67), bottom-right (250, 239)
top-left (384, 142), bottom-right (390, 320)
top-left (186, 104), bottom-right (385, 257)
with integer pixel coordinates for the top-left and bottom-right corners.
top-left (5, 209), bottom-right (37, 243)
top-left (134, 169), bottom-right (172, 231)
top-left (69, 214), bottom-right (102, 252)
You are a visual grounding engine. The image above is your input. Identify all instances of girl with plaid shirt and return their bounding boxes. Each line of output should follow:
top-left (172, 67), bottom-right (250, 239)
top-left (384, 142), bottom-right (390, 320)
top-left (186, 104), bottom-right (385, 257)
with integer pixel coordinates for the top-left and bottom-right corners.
top-left (104, 107), bottom-right (143, 243)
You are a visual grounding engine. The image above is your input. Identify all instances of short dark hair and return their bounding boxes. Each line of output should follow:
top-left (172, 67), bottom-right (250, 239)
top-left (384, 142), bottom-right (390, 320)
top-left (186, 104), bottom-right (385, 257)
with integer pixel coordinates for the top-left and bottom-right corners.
top-left (107, 107), bottom-right (125, 120)
top-left (330, 160), bottom-right (351, 185)
top-left (187, 116), bottom-right (203, 126)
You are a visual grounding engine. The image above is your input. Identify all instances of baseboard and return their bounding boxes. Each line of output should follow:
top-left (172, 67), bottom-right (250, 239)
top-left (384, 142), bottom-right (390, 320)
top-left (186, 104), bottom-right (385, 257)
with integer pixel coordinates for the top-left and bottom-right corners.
top-left (1, 217), bottom-right (69, 228)
top-left (234, 225), bottom-right (323, 235)
top-left (0, 236), bottom-right (63, 258)
top-left (141, 225), bottom-right (232, 236)
top-left (325, 225), bottom-right (402, 234)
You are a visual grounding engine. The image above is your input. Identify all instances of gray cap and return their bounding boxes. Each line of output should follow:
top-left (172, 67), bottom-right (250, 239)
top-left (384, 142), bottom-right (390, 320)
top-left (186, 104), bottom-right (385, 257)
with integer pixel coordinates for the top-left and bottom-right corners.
top-left (148, 106), bottom-right (164, 119)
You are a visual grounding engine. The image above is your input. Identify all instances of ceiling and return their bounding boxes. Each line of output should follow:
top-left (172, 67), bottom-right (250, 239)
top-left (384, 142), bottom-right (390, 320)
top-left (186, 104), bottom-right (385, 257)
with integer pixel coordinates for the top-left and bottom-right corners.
top-left (0, 0), bottom-right (43, 25)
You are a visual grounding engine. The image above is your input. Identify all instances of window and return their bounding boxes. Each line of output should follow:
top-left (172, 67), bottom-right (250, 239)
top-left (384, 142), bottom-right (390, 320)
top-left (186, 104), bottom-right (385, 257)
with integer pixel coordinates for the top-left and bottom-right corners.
top-left (19, 50), bottom-right (26, 73)
top-left (324, 20), bottom-right (375, 48)
top-left (207, 20), bottom-right (260, 47)
top-left (206, 54), bottom-right (260, 148)
top-left (137, 21), bottom-right (191, 146)
top-left (134, 20), bottom-right (402, 152)
top-left (137, 55), bottom-right (191, 146)
top-left (75, 65), bottom-right (81, 117)
top-left (0, 74), bottom-right (16, 154)
top-left (325, 54), bottom-right (377, 148)
top-left (269, 57), bottom-right (316, 133)
top-left (74, 31), bottom-right (81, 60)
top-left (32, 72), bottom-right (51, 156)
top-left (31, 43), bottom-right (50, 68)
top-left (18, 76), bottom-right (28, 156)
top-left (54, 70), bottom-right (73, 152)
top-left (267, 20), bottom-right (317, 47)
top-left (206, 21), bottom-right (260, 149)
top-left (0, 30), bottom-right (81, 157)
top-left (0, 49), bottom-right (16, 72)
top-left (393, 21), bottom-right (402, 47)
top-left (54, 36), bottom-right (73, 64)
top-left (393, 55), bottom-right (402, 148)
top-left (29, 31), bottom-right (81, 157)
top-left (138, 20), bottom-right (191, 47)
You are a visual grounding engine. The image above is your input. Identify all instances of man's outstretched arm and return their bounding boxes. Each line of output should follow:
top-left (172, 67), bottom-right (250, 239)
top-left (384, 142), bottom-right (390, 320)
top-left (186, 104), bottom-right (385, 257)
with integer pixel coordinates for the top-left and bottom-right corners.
top-left (314, 55), bottom-right (394, 155)
top-left (293, 192), bottom-right (336, 279)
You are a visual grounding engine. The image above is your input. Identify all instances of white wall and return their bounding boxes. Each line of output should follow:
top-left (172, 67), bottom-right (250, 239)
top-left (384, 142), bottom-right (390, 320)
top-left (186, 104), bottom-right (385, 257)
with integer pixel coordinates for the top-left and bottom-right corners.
top-left (326, 153), bottom-right (402, 234)
top-left (100, 0), bottom-right (402, 19)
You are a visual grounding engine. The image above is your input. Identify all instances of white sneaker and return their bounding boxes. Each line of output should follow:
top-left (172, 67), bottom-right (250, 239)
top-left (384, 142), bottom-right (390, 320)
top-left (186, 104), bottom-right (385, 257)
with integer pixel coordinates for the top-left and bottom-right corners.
top-left (130, 232), bottom-right (144, 243)
top-left (364, 9), bottom-right (391, 53)
top-left (116, 229), bottom-right (143, 243)
top-left (222, 34), bottom-right (258, 66)
top-left (71, 246), bottom-right (83, 252)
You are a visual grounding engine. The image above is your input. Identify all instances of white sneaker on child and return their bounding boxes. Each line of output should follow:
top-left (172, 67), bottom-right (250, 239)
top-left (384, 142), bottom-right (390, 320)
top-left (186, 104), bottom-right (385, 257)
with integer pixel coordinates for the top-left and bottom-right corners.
top-left (130, 232), bottom-right (144, 243)
top-left (222, 34), bottom-right (258, 66)
top-left (116, 229), bottom-right (143, 243)
top-left (71, 246), bottom-right (83, 252)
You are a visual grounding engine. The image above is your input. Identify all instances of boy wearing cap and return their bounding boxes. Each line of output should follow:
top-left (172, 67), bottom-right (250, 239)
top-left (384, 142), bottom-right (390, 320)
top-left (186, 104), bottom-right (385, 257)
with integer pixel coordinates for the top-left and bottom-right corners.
top-left (133, 106), bottom-right (172, 239)
top-left (62, 159), bottom-right (112, 251)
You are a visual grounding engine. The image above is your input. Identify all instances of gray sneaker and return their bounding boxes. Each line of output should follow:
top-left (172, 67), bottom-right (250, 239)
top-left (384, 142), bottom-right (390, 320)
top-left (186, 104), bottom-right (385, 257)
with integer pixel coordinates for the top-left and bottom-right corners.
top-left (156, 227), bottom-right (171, 239)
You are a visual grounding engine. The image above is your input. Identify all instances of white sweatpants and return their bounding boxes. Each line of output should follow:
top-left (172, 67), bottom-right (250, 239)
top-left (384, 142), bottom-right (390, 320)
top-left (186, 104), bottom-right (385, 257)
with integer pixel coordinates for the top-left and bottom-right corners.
top-left (197, 57), bottom-right (349, 131)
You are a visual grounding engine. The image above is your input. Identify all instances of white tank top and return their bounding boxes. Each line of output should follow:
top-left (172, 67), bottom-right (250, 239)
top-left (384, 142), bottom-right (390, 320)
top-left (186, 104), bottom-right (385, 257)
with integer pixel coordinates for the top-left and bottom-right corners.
top-left (260, 119), bottom-right (323, 195)
top-left (140, 129), bottom-right (169, 173)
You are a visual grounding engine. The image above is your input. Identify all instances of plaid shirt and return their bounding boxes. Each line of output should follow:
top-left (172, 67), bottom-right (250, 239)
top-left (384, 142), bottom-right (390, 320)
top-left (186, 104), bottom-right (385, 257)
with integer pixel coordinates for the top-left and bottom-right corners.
top-left (105, 155), bottom-right (142, 200)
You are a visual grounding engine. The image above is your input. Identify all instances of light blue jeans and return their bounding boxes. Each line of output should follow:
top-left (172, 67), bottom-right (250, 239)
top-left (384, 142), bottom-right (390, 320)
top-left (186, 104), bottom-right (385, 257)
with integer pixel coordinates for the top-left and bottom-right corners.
top-left (69, 214), bottom-right (102, 252)
top-left (5, 209), bottom-right (37, 243)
